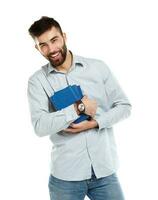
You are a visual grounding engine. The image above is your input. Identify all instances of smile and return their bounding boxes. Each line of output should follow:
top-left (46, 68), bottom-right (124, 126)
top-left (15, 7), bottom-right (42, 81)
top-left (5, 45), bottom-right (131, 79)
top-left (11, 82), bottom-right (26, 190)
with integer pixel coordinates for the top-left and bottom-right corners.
top-left (51, 52), bottom-right (60, 58)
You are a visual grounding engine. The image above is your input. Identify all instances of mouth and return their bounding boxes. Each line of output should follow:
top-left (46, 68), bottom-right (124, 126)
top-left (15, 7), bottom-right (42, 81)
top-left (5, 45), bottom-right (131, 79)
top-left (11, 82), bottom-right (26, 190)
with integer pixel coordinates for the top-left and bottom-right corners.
top-left (50, 52), bottom-right (60, 59)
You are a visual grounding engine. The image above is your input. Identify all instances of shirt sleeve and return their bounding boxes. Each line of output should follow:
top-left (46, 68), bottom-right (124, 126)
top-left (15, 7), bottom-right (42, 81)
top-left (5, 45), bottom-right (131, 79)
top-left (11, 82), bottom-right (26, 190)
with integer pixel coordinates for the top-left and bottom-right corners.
top-left (27, 76), bottom-right (79, 137)
top-left (94, 62), bottom-right (132, 130)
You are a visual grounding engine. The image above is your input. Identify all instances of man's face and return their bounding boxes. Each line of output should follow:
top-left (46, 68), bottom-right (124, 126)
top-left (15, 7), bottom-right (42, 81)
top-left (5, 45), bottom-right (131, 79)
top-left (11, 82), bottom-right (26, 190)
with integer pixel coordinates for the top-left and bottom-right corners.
top-left (35, 27), bottom-right (67, 67)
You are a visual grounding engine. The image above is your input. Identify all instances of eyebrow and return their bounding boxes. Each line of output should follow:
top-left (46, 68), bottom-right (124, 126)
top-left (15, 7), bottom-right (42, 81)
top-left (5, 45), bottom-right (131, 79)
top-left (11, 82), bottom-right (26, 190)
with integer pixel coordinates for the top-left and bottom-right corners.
top-left (39, 36), bottom-right (59, 46)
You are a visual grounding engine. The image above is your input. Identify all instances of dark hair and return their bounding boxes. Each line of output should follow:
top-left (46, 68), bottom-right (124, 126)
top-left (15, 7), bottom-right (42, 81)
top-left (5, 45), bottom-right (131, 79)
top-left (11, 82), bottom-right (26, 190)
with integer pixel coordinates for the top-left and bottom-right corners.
top-left (28, 16), bottom-right (63, 38)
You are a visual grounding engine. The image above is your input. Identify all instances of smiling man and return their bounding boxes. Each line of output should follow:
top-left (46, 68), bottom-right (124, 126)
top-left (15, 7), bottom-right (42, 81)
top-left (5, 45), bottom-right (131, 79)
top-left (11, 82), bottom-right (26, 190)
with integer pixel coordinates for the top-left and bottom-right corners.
top-left (35, 26), bottom-right (68, 68)
top-left (28, 16), bottom-right (131, 200)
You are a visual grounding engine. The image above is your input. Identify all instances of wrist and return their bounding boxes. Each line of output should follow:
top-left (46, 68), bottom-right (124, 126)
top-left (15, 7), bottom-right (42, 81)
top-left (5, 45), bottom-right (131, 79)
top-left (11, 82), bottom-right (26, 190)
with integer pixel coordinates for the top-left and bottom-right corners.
top-left (91, 119), bottom-right (99, 128)
top-left (74, 103), bottom-right (80, 115)
top-left (76, 100), bottom-right (85, 114)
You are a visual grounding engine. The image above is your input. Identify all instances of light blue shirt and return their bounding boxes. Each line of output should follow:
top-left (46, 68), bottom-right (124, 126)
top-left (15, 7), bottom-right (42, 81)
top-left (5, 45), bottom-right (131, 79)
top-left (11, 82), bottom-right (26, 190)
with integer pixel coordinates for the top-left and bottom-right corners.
top-left (27, 54), bottom-right (131, 181)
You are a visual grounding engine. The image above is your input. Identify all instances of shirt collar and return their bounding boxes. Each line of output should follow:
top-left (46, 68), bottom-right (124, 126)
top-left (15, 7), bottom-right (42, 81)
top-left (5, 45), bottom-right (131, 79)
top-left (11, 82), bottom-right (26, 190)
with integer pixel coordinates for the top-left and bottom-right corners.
top-left (47, 53), bottom-right (85, 74)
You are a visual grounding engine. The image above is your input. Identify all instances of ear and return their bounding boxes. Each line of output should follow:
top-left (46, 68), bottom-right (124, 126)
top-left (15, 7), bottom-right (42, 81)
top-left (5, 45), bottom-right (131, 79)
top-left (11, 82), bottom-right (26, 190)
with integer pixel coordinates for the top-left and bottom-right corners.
top-left (62, 32), bottom-right (67, 42)
top-left (35, 44), bottom-right (39, 50)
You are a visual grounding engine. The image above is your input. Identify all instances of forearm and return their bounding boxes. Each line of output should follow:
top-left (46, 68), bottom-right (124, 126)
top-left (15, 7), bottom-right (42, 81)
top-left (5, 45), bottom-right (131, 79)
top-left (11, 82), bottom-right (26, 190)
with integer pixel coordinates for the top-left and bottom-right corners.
top-left (31, 104), bottom-right (79, 137)
top-left (27, 77), bottom-right (79, 137)
top-left (94, 61), bottom-right (132, 130)
top-left (94, 104), bottom-right (131, 130)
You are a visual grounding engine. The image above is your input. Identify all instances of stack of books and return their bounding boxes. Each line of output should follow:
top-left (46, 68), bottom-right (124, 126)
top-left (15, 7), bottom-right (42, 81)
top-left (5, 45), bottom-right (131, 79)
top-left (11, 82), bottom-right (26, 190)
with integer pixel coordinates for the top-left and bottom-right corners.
top-left (50, 85), bottom-right (90, 123)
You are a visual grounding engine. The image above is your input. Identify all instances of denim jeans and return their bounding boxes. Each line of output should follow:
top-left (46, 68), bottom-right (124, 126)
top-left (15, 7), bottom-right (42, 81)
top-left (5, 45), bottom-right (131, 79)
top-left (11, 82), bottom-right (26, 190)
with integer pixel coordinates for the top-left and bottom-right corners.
top-left (48, 167), bottom-right (125, 200)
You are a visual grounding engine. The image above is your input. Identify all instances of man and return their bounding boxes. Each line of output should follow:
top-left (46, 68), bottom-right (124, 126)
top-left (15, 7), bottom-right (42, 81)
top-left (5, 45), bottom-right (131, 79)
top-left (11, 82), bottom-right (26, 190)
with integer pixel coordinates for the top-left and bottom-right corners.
top-left (28, 16), bottom-right (131, 200)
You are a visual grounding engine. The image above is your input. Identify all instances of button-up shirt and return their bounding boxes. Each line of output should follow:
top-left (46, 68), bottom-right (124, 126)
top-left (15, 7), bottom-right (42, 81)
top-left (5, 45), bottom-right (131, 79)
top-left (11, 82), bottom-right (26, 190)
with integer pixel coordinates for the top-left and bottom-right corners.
top-left (27, 54), bottom-right (131, 181)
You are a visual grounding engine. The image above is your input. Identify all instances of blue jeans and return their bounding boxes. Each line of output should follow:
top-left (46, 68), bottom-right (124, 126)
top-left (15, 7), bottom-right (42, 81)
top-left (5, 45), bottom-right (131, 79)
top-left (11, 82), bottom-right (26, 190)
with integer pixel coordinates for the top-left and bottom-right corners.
top-left (48, 167), bottom-right (125, 200)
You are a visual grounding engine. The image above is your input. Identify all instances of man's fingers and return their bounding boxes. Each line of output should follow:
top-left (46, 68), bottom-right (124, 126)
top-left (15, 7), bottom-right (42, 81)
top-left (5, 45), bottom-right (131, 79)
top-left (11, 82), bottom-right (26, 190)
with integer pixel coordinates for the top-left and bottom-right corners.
top-left (64, 128), bottom-right (80, 134)
top-left (70, 123), bottom-right (81, 128)
top-left (70, 121), bottom-right (87, 128)
top-left (82, 95), bottom-right (88, 100)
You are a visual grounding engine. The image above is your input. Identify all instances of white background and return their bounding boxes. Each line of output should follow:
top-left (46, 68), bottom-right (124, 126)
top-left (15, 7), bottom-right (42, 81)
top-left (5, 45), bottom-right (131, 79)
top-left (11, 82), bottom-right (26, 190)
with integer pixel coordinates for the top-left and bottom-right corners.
top-left (0, 0), bottom-right (158, 199)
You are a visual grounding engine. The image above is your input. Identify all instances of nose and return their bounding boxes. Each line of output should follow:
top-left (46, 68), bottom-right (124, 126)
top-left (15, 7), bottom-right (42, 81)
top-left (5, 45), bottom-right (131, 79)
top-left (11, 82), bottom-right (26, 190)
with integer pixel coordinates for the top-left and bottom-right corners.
top-left (47, 41), bottom-right (56, 53)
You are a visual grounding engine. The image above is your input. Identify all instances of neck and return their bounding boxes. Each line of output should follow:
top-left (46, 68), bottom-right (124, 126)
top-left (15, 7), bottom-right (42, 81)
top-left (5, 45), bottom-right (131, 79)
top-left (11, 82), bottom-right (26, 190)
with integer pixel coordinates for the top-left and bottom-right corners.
top-left (56, 51), bottom-right (72, 73)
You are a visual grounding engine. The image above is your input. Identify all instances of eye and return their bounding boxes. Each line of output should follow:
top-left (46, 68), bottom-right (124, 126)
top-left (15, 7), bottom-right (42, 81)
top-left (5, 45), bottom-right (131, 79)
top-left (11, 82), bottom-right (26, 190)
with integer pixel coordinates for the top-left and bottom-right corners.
top-left (39, 43), bottom-right (48, 52)
top-left (51, 38), bottom-right (58, 43)
top-left (40, 43), bottom-right (46, 48)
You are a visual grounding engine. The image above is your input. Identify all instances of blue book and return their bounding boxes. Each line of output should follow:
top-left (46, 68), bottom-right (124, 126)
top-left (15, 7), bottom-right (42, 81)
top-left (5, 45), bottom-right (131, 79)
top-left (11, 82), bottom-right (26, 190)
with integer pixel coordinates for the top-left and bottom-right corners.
top-left (50, 85), bottom-right (90, 123)
top-left (71, 85), bottom-right (83, 99)
top-left (50, 85), bottom-right (82, 109)
top-left (73, 114), bottom-right (91, 123)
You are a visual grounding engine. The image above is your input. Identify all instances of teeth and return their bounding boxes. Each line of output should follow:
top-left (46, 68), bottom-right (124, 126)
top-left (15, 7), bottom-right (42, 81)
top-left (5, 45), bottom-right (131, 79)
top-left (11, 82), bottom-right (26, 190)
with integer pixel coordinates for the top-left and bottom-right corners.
top-left (51, 52), bottom-right (59, 58)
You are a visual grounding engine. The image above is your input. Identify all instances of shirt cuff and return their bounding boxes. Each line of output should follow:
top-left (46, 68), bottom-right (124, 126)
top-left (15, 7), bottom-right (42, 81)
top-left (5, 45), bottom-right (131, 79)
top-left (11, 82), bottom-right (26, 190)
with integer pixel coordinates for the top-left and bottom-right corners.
top-left (63, 104), bottom-right (79, 123)
top-left (93, 107), bottom-right (107, 131)
top-left (94, 116), bottom-right (105, 131)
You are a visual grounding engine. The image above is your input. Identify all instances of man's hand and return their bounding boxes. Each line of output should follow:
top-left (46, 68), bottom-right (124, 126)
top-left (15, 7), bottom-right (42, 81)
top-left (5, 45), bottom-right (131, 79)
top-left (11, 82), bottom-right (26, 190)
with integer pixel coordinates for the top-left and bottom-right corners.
top-left (64, 119), bottom-right (99, 134)
top-left (82, 95), bottom-right (97, 117)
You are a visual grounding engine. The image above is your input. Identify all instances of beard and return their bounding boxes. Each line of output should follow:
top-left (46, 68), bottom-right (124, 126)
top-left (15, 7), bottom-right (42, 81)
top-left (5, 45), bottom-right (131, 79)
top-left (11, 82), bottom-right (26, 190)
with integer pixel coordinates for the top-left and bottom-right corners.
top-left (47, 42), bottom-right (67, 68)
